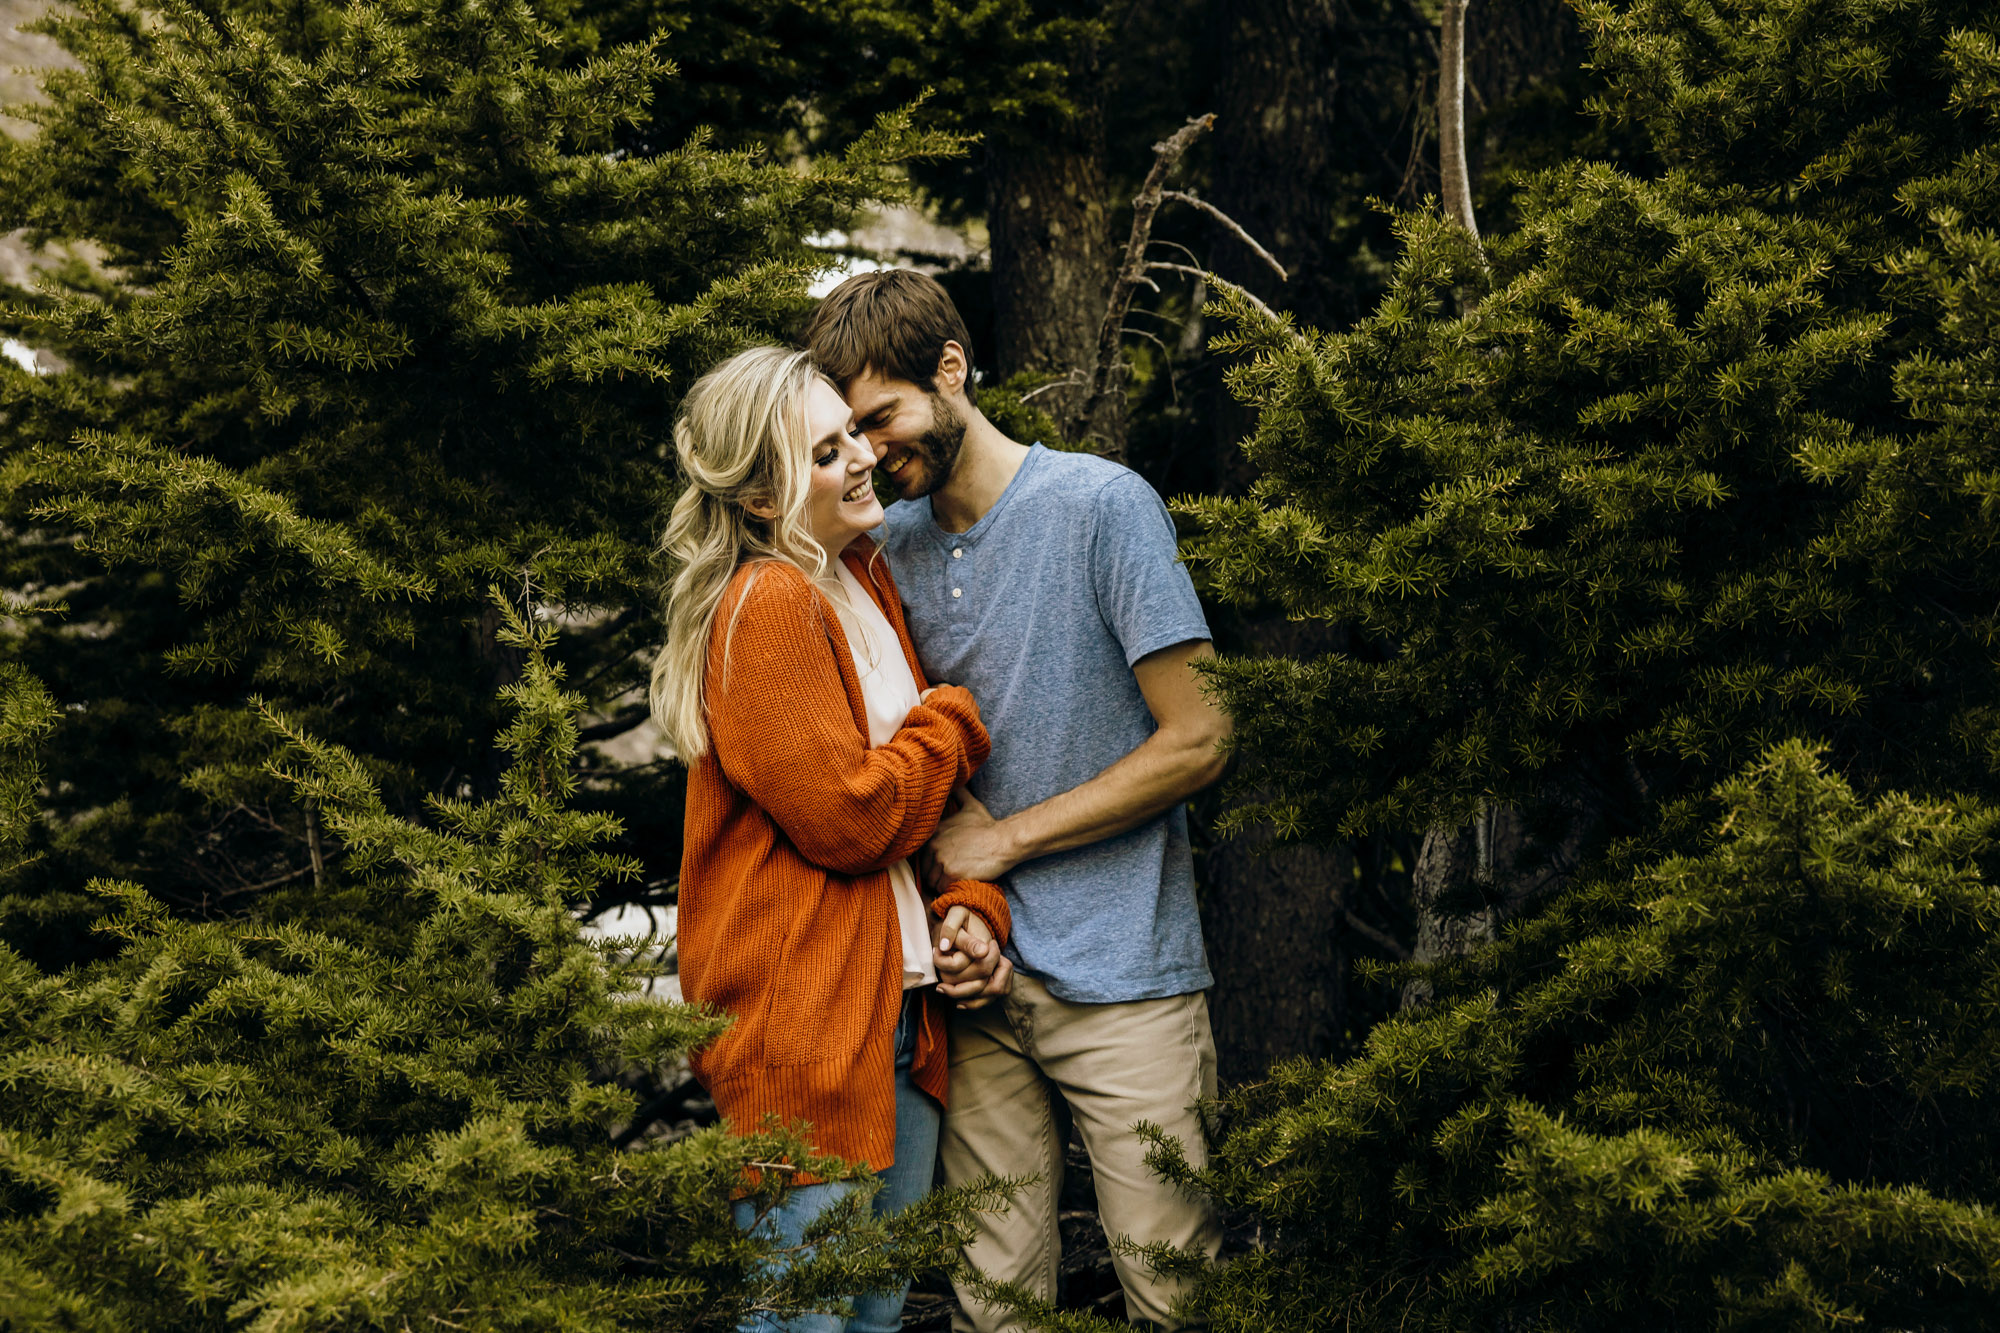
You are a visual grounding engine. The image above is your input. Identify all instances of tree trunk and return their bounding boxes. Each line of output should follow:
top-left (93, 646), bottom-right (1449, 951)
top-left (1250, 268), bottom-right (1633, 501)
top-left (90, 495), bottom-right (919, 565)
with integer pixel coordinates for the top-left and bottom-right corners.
top-left (984, 106), bottom-right (1115, 447)
top-left (1208, 0), bottom-right (1343, 339)
top-left (1201, 819), bottom-right (1353, 1086)
top-left (1402, 804), bottom-right (1515, 1007)
top-left (1399, 0), bottom-right (1614, 1000)
top-left (1403, 789), bottom-right (1605, 1008)
top-left (1196, 0), bottom-right (1356, 1085)
top-left (1439, 0), bottom-right (1479, 239)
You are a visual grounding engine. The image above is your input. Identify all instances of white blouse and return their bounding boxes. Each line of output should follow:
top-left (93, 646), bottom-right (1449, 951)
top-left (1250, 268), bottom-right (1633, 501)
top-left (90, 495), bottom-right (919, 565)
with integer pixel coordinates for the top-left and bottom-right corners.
top-left (826, 560), bottom-right (938, 989)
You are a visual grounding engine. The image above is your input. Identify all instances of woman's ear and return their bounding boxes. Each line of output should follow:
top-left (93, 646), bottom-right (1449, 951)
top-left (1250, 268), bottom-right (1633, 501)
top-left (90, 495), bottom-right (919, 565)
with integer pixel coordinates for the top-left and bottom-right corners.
top-left (742, 495), bottom-right (779, 522)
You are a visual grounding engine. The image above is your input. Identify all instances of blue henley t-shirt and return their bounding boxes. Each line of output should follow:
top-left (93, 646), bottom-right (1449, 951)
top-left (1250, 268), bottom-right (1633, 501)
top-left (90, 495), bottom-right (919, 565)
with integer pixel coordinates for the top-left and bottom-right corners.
top-left (881, 443), bottom-right (1214, 1003)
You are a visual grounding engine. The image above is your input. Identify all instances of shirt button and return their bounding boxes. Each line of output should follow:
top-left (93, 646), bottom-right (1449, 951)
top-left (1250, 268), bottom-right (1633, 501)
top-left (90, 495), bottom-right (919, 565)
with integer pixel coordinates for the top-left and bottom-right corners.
top-left (952, 548), bottom-right (963, 558)
top-left (951, 588), bottom-right (962, 598)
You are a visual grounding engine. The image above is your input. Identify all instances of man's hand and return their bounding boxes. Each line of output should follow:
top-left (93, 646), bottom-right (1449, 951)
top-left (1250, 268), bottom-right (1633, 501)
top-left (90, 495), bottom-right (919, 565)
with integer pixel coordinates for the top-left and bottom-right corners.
top-left (920, 791), bottom-right (1019, 890)
top-left (934, 903), bottom-right (1013, 1010)
top-left (922, 641), bottom-right (1229, 878)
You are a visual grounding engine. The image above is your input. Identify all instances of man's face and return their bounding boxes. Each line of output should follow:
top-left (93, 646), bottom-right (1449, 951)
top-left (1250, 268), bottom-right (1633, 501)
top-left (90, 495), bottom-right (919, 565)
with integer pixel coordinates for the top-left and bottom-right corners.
top-left (844, 368), bottom-right (966, 502)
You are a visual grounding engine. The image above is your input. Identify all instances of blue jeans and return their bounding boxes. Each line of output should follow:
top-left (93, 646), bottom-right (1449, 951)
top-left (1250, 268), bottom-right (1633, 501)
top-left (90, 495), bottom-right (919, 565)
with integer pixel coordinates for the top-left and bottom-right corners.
top-left (733, 993), bottom-right (941, 1333)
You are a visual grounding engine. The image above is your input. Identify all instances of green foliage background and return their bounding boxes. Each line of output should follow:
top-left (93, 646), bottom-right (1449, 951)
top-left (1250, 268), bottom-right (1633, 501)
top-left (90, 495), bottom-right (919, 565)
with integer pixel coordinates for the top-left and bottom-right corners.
top-left (1182, 0), bottom-right (2000, 850)
top-left (1170, 745), bottom-right (2000, 1328)
top-left (0, 0), bottom-right (957, 961)
top-left (5, 0), bottom-right (2000, 1327)
top-left (1157, 0), bottom-right (2000, 1326)
top-left (0, 608), bottom-right (988, 1329)
top-left (0, 0), bottom-right (991, 1326)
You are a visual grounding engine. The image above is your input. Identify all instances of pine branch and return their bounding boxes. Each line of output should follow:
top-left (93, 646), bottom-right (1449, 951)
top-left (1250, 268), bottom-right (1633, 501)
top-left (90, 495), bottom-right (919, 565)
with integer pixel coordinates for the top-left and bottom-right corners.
top-left (1145, 262), bottom-right (1286, 324)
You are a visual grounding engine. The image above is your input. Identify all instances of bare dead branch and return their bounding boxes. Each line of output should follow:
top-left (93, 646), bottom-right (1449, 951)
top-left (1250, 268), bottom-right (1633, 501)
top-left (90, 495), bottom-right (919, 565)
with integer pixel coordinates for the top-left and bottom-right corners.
top-left (577, 705), bottom-right (650, 744)
top-left (1162, 189), bottom-right (1288, 283)
top-left (1146, 262), bottom-right (1288, 325)
top-left (1018, 370), bottom-right (1088, 404)
top-left (1343, 909), bottom-right (1410, 960)
top-left (1070, 113), bottom-right (1217, 457)
top-left (214, 863), bottom-right (316, 900)
top-left (305, 804), bottom-right (326, 890)
top-left (1120, 326), bottom-right (1179, 404)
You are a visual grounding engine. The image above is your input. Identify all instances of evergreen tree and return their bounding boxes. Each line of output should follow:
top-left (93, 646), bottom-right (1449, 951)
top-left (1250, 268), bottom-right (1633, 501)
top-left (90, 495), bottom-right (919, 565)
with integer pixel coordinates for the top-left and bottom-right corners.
top-left (588, 0), bottom-right (1126, 441)
top-left (1180, 0), bottom-right (2000, 890)
top-left (0, 0), bottom-right (953, 954)
top-left (1171, 743), bottom-right (2000, 1328)
top-left (0, 665), bottom-right (58, 878)
top-left (0, 606), bottom-right (989, 1331)
top-left (1158, 0), bottom-right (2000, 1325)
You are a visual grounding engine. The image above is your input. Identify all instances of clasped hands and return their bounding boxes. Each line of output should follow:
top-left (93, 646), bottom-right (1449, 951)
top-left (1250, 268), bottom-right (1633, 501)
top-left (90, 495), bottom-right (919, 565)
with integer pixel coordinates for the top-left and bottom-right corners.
top-left (932, 902), bottom-right (1013, 1009)
top-left (926, 786), bottom-right (1016, 1009)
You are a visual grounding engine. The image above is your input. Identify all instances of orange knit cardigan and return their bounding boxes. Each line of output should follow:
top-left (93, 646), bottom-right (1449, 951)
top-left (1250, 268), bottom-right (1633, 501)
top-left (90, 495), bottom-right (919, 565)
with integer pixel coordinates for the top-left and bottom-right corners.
top-left (678, 539), bottom-right (1011, 1173)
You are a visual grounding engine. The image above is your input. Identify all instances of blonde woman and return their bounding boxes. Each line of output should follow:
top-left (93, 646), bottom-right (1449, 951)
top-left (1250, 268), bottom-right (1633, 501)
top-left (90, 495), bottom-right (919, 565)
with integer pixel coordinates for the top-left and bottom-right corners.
top-left (651, 346), bottom-right (1013, 1333)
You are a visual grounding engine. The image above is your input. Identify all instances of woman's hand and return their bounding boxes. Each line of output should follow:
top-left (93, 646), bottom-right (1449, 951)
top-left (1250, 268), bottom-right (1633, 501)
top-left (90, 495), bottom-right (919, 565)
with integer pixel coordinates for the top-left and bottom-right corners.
top-left (933, 904), bottom-right (1013, 1010)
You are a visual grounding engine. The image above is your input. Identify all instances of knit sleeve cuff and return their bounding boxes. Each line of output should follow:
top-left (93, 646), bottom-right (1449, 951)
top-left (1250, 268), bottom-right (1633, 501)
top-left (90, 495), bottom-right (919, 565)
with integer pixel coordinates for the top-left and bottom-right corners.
top-left (913, 684), bottom-right (991, 769)
top-left (931, 879), bottom-right (1011, 947)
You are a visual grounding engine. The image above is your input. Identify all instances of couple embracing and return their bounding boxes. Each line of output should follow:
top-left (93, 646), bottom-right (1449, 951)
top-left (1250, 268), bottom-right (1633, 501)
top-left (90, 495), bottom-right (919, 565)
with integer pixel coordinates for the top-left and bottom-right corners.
top-left (650, 270), bottom-right (1230, 1332)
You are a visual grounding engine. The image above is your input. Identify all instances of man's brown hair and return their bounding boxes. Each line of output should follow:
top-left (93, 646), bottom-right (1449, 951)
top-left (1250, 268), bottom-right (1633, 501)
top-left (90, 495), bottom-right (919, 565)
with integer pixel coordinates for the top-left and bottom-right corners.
top-left (800, 269), bottom-right (974, 396)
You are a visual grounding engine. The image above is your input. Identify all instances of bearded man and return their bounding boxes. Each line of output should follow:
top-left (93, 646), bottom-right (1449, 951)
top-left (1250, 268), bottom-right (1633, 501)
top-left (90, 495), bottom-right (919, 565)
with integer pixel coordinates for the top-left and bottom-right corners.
top-left (802, 269), bottom-right (1230, 1332)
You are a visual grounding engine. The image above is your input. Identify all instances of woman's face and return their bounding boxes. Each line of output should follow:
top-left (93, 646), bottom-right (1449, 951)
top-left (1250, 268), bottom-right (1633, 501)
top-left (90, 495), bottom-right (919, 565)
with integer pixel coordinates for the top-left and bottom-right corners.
top-left (798, 377), bottom-right (884, 558)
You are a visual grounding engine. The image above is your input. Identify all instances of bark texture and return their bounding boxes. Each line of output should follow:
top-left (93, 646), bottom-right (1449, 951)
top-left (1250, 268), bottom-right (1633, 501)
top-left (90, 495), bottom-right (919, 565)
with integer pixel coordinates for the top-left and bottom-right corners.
top-left (1402, 786), bottom-right (1608, 1009)
top-left (1208, 0), bottom-right (1343, 338)
top-left (984, 107), bottom-right (1115, 445)
top-left (1196, 0), bottom-right (1355, 1082)
top-left (1439, 0), bottom-right (1479, 238)
top-left (1201, 821), bottom-right (1354, 1086)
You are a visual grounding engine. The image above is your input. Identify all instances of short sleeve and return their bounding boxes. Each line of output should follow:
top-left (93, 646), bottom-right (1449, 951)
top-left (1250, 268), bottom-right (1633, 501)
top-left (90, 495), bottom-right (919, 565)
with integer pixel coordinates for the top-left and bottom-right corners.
top-left (1088, 471), bottom-right (1211, 667)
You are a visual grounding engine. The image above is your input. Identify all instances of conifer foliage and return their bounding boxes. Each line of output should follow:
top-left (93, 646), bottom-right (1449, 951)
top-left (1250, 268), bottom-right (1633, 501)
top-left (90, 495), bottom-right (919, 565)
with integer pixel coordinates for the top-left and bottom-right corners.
top-left (0, 0), bottom-right (952, 938)
top-left (1171, 744), bottom-right (2000, 1328)
top-left (0, 608), bottom-right (980, 1331)
top-left (1164, 0), bottom-right (2000, 1326)
top-left (1180, 0), bottom-right (2000, 851)
top-left (0, 3), bottom-right (983, 1324)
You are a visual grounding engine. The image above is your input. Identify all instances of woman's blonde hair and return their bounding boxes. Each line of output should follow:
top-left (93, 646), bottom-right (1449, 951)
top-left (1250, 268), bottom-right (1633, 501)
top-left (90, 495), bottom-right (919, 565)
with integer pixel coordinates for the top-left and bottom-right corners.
top-left (649, 346), bottom-right (844, 760)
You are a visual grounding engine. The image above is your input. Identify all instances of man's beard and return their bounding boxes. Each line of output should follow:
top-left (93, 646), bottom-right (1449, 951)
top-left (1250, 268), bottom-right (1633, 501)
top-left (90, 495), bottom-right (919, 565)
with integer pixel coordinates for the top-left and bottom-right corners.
top-left (891, 392), bottom-right (967, 501)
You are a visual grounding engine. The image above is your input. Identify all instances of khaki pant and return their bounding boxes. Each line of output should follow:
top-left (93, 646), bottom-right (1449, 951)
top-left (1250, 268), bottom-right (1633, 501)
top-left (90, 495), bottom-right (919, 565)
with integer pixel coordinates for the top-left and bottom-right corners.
top-left (940, 974), bottom-right (1222, 1331)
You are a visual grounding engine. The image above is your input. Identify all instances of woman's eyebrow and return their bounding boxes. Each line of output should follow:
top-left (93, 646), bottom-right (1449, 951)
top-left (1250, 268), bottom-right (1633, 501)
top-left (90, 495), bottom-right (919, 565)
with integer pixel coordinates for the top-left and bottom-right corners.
top-left (814, 427), bottom-right (844, 453)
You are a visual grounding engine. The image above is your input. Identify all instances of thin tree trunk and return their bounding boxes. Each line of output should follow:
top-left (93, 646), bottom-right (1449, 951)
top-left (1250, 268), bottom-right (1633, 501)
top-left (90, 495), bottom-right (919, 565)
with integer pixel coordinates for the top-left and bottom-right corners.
top-left (984, 107), bottom-right (1115, 447)
top-left (1439, 0), bottom-right (1479, 239)
top-left (1401, 0), bottom-right (1618, 999)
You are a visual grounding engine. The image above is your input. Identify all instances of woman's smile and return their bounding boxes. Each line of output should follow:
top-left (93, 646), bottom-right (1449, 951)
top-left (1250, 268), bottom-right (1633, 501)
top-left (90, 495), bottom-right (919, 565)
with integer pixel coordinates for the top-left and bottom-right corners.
top-left (802, 377), bottom-right (885, 555)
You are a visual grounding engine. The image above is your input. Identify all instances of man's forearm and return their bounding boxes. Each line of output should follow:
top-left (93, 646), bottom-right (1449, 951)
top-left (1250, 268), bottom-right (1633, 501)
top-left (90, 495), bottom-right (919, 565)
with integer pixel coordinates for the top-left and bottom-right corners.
top-left (998, 725), bottom-right (1227, 864)
top-left (921, 639), bottom-right (1232, 889)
